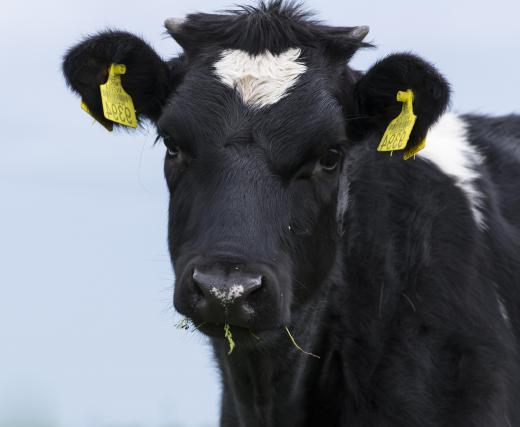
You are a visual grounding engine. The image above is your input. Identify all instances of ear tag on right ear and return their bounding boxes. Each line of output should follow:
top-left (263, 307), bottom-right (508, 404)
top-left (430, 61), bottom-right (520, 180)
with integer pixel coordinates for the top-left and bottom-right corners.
top-left (377, 89), bottom-right (416, 153)
top-left (99, 64), bottom-right (138, 128)
top-left (80, 100), bottom-right (113, 132)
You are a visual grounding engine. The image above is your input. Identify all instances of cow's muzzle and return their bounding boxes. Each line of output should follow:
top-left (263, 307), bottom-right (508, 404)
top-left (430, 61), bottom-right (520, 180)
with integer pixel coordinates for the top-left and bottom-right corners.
top-left (174, 255), bottom-right (287, 334)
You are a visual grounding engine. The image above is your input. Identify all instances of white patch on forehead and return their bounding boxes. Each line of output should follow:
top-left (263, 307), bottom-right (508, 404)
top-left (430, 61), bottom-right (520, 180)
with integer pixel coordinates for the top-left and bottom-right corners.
top-left (213, 48), bottom-right (307, 108)
top-left (418, 113), bottom-right (486, 228)
top-left (210, 285), bottom-right (245, 305)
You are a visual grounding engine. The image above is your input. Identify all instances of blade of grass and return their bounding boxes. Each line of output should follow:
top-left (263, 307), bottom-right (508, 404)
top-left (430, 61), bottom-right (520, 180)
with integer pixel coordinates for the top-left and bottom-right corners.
top-left (224, 324), bottom-right (235, 355)
top-left (175, 317), bottom-right (190, 330)
top-left (285, 326), bottom-right (320, 359)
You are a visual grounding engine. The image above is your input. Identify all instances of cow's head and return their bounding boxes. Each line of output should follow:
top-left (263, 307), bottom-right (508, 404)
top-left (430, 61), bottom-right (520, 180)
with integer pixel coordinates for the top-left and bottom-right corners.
top-left (63, 2), bottom-right (449, 342)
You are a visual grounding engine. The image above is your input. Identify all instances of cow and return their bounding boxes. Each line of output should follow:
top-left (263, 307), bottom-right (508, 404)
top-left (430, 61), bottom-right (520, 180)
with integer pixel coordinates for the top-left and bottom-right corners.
top-left (62, 1), bottom-right (520, 426)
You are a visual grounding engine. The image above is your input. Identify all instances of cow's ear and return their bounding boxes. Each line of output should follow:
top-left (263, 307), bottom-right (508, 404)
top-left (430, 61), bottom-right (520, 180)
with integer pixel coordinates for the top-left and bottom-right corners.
top-left (63, 30), bottom-right (176, 127)
top-left (345, 53), bottom-right (450, 151)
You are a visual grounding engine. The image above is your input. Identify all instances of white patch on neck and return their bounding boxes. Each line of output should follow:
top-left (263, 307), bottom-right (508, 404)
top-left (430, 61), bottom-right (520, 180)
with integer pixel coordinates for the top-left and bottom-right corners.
top-left (213, 48), bottom-right (307, 108)
top-left (418, 113), bottom-right (485, 228)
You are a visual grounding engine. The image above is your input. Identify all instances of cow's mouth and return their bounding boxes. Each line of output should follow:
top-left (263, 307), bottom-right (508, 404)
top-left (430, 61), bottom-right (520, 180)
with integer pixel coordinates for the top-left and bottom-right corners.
top-left (187, 320), bottom-right (287, 349)
top-left (178, 319), bottom-right (320, 358)
top-left (196, 322), bottom-right (262, 341)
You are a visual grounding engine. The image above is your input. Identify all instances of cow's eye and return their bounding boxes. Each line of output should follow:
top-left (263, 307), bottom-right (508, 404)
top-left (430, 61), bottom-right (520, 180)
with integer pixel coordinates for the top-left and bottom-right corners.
top-left (318, 148), bottom-right (341, 171)
top-left (163, 138), bottom-right (180, 159)
top-left (167, 146), bottom-right (179, 158)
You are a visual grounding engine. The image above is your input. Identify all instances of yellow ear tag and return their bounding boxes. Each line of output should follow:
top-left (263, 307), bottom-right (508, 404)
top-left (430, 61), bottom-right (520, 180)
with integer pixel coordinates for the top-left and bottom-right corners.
top-left (80, 100), bottom-right (113, 132)
top-left (403, 137), bottom-right (426, 160)
top-left (99, 64), bottom-right (138, 128)
top-left (377, 89), bottom-right (416, 153)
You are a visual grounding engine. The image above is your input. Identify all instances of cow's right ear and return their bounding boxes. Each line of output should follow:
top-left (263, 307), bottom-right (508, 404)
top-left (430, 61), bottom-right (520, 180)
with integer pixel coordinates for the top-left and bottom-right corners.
top-left (63, 31), bottom-right (177, 127)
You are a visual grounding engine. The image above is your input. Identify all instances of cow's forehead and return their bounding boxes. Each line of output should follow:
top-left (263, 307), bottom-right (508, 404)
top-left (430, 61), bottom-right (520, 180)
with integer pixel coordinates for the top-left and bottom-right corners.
top-left (213, 48), bottom-right (307, 108)
top-left (159, 48), bottom-right (344, 155)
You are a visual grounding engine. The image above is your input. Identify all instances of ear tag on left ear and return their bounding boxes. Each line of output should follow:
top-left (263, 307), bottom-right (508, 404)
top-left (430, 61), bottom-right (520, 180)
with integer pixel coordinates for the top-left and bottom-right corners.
top-left (99, 64), bottom-right (138, 128)
top-left (377, 89), bottom-right (416, 153)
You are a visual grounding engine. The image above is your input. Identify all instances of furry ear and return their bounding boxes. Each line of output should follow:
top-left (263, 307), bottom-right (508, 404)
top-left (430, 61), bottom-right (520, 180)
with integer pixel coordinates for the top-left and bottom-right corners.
top-left (63, 31), bottom-right (176, 127)
top-left (345, 53), bottom-right (450, 150)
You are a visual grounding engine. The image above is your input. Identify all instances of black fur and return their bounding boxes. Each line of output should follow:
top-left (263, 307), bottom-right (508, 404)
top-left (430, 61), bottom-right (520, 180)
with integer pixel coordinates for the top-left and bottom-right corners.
top-left (62, 2), bottom-right (520, 426)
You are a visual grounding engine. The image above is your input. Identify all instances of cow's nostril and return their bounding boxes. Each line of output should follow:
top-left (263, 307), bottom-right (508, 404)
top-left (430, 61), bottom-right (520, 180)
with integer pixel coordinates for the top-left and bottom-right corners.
top-left (192, 273), bottom-right (205, 299)
top-left (239, 275), bottom-right (263, 296)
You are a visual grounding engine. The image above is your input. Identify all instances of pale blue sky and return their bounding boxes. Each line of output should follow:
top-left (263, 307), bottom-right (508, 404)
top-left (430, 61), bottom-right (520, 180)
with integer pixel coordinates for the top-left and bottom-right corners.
top-left (0, 1), bottom-right (518, 426)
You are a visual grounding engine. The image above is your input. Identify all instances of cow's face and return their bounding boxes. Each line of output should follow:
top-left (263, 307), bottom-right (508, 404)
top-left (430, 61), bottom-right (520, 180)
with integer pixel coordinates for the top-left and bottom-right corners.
top-left (63, 4), bottom-right (449, 343)
top-left (161, 49), bottom-right (351, 337)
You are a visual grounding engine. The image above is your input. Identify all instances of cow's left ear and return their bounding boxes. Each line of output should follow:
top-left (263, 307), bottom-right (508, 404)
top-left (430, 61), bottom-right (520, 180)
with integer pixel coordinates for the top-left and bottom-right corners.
top-left (63, 30), bottom-right (179, 128)
top-left (345, 53), bottom-right (450, 151)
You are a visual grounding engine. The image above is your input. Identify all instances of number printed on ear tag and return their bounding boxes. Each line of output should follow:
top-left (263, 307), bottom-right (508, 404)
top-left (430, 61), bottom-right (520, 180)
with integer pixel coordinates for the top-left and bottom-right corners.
top-left (377, 89), bottom-right (416, 152)
top-left (100, 64), bottom-right (138, 128)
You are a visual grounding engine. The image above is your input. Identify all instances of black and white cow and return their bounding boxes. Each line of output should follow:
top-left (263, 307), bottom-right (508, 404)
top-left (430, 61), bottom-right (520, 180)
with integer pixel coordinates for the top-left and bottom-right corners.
top-left (63, 2), bottom-right (520, 426)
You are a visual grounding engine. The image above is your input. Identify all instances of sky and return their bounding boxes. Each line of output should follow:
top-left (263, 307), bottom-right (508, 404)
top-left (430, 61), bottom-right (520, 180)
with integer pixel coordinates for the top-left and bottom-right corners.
top-left (0, 1), bottom-right (518, 426)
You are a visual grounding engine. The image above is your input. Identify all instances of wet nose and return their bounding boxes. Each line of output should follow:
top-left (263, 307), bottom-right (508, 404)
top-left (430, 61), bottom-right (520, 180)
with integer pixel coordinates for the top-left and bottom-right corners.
top-left (192, 266), bottom-right (263, 324)
top-left (193, 267), bottom-right (262, 304)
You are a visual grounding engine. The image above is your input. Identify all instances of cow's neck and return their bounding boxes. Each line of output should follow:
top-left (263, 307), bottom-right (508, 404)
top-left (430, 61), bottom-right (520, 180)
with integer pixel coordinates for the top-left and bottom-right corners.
top-left (211, 278), bottom-right (345, 427)
top-left (210, 237), bottom-right (398, 426)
